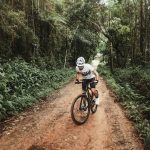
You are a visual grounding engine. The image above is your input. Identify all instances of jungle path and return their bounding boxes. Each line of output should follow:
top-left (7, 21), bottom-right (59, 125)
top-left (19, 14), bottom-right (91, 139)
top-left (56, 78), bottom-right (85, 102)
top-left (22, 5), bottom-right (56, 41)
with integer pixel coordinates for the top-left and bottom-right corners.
top-left (0, 77), bottom-right (143, 150)
top-left (0, 53), bottom-right (143, 150)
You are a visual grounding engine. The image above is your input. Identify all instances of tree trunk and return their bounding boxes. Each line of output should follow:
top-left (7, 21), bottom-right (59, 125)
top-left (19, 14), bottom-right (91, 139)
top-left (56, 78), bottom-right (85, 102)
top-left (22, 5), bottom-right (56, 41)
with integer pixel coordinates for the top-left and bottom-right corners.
top-left (12, 0), bottom-right (13, 7)
top-left (32, 0), bottom-right (35, 33)
top-left (140, 0), bottom-right (144, 57)
top-left (64, 49), bottom-right (68, 69)
top-left (110, 42), bottom-right (113, 73)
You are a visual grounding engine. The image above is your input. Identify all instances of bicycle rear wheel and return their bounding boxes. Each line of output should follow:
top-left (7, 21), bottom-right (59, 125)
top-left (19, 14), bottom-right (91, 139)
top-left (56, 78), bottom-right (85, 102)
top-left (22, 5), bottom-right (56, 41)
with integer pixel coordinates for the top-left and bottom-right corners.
top-left (71, 95), bottom-right (90, 125)
top-left (90, 94), bottom-right (98, 114)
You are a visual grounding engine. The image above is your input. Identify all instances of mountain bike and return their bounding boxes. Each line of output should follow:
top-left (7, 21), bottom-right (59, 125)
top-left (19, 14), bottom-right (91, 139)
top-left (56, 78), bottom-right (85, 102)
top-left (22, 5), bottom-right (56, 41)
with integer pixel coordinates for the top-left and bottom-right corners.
top-left (71, 80), bottom-right (98, 125)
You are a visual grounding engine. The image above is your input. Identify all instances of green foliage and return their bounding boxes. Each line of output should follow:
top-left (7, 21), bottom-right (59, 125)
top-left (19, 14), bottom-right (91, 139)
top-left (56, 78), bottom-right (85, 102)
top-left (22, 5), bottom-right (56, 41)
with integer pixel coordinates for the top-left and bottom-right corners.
top-left (98, 64), bottom-right (150, 146)
top-left (66, 0), bottom-right (100, 62)
top-left (0, 59), bottom-right (74, 121)
top-left (0, 0), bottom-right (102, 121)
top-left (102, 0), bottom-right (150, 68)
top-left (114, 67), bottom-right (150, 102)
top-left (0, 4), bottom-right (38, 59)
top-left (145, 132), bottom-right (150, 149)
top-left (0, 0), bottom-right (100, 65)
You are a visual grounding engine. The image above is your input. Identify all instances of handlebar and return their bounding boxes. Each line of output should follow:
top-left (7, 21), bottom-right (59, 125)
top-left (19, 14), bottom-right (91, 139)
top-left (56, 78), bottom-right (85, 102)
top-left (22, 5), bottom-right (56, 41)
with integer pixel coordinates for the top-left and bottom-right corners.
top-left (75, 80), bottom-right (98, 84)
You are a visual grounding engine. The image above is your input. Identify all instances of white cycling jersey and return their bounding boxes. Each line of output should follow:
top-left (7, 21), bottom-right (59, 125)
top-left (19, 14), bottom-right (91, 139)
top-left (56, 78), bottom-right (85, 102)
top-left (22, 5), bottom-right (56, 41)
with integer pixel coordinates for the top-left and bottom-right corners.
top-left (76, 63), bottom-right (95, 79)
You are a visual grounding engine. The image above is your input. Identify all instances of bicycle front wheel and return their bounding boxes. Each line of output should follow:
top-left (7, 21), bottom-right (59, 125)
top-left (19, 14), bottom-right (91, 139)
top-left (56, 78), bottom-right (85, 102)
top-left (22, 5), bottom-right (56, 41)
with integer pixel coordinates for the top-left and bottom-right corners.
top-left (71, 95), bottom-right (90, 125)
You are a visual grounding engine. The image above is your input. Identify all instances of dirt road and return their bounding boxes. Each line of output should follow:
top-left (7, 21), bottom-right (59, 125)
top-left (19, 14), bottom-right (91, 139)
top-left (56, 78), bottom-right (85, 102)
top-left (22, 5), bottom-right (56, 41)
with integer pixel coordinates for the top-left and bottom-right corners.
top-left (0, 78), bottom-right (143, 150)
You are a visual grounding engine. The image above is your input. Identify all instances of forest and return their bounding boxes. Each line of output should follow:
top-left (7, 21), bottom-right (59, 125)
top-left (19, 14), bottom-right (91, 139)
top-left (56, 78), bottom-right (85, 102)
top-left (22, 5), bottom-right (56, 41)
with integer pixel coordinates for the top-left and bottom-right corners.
top-left (97, 0), bottom-right (150, 147)
top-left (0, 0), bottom-right (150, 148)
top-left (0, 0), bottom-right (99, 121)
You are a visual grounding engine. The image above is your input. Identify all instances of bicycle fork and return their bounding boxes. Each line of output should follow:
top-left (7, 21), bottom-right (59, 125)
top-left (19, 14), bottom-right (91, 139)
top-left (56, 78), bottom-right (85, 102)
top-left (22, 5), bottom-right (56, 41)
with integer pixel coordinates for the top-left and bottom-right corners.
top-left (79, 96), bottom-right (88, 111)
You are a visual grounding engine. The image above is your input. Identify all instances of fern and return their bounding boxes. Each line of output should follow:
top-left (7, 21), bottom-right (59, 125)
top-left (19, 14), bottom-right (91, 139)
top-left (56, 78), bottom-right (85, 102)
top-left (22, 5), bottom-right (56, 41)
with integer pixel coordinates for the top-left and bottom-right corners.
top-left (0, 59), bottom-right (74, 121)
top-left (98, 64), bottom-right (150, 146)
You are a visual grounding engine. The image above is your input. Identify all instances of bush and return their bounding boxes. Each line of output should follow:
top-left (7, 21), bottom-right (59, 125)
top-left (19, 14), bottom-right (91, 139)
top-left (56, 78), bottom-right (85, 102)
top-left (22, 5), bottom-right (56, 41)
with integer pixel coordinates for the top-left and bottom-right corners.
top-left (97, 65), bottom-right (150, 147)
top-left (0, 59), bottom-right (74, 121)
top-left (114, 67), bottom-right (150, 102)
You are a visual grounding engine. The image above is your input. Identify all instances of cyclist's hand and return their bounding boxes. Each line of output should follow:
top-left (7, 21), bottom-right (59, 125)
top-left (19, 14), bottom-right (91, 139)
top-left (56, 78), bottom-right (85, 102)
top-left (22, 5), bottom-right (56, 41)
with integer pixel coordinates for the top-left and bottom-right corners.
top-left (75, 79), bottom-right (80, 84)
top-left (95, 80), bottom-right (99, 84)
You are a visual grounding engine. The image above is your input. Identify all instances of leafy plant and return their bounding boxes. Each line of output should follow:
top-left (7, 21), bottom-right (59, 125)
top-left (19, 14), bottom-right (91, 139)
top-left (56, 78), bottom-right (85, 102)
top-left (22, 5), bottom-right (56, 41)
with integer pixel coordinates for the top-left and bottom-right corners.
top-left (98, 64), bottom-right (150, 146)
top-left (0, 59), bottom-right (74, 121)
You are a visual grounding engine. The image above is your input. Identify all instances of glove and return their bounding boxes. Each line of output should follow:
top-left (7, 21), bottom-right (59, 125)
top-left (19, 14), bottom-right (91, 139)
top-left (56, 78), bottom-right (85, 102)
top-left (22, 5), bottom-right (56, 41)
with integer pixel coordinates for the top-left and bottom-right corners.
top-left (95, 80), bottom-right (99, 83)
top-left (75, 79), bottom-right (80, 84)
top-left (76, 79), bottom-right (79, 82)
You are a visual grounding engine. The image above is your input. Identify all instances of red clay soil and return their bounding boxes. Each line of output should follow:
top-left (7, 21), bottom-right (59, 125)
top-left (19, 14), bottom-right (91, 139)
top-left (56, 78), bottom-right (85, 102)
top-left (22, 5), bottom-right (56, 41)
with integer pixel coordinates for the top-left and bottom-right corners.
top-left (0, 78), bottom-right (143, 150)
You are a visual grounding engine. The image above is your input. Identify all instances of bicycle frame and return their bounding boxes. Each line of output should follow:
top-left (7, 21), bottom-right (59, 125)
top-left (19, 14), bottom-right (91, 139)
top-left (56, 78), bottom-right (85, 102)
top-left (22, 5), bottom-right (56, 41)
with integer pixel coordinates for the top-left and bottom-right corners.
top-left (71, 80), bottom-right (98, 124)
top-left (87, 87), bottom-right (93, 101)
top-left (75, 80), bottom-right (98, 103)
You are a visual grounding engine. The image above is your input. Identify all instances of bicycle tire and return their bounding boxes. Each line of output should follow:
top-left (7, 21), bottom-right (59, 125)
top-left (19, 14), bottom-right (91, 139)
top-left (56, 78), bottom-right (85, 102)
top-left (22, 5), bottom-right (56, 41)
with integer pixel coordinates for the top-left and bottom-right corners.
top-left (71, 94), bottom-right (90, 125)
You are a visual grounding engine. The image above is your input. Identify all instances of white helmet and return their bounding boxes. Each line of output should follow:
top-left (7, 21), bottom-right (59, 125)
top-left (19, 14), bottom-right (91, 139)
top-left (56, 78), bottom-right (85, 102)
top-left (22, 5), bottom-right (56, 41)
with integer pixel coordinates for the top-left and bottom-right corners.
top-left (76, 57), bottom-right (85, 67)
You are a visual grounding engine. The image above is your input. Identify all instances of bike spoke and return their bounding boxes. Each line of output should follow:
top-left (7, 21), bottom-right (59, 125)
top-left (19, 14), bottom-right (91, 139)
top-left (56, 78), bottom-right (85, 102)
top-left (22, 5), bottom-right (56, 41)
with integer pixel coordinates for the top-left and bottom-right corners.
top-left (72, 96), bottom-right (89, 123)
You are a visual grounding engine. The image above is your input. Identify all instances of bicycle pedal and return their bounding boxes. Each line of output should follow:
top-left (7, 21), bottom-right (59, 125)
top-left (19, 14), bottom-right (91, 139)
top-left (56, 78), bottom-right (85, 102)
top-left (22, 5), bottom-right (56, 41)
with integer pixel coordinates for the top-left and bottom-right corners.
top-left (92, 99), bottom-right (96, 102)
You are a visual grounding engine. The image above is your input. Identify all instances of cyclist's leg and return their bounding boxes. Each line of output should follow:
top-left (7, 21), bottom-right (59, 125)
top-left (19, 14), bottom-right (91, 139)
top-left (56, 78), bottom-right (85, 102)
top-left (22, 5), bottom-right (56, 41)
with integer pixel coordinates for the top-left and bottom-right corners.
top-left (89, 78), bottom-right (96, 93)
top-left (90, 79), bottom-right (100, 105)
top-left (91, 89), bottom-right (99, 105)
top-left (81, 80), bottom-right (88, 108)
top-left (82, 79), bottom-right (87, 94)
top-left (91, 88), bottom-right (98, 97)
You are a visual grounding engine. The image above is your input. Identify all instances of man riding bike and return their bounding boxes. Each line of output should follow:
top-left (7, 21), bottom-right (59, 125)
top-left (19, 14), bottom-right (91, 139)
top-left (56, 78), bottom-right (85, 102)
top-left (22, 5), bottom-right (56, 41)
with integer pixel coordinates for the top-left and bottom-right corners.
top-left (75, 57), bottom-right (100, 105)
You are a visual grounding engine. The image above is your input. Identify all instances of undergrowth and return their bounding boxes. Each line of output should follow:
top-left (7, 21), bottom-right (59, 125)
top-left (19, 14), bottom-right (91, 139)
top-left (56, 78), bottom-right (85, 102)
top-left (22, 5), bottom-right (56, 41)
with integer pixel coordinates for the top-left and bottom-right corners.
top-left (97, 64), bottom-right (150, 149)
top-left (0, 59), bottom-right (74, 121)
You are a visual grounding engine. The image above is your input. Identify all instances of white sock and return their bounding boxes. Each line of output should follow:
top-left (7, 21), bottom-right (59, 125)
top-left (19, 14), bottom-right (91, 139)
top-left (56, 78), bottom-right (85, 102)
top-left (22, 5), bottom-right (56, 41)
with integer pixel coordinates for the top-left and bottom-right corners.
top-left (95, 97), bottom-right (100, 105)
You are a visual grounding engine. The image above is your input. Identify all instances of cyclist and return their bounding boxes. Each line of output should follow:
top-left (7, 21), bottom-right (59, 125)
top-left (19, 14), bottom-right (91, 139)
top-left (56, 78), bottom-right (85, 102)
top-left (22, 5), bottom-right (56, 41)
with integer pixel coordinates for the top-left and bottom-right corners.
top-left (75, 57), bottom-right (100, 105)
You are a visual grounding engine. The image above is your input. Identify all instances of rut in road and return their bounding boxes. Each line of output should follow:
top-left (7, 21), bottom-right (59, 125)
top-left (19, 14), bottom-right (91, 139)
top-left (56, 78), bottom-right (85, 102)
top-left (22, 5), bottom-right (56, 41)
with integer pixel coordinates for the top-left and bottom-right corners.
top-left (0, 77), bottom-right (143, 150)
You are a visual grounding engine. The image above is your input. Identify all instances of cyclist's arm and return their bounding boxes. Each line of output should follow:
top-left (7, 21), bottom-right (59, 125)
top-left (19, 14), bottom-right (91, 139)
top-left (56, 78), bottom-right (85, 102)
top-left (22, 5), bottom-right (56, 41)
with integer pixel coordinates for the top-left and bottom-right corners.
top-left (76, 72), bottom-right (81, 81)
top-left (92, 70), bottom-right (100, 81)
